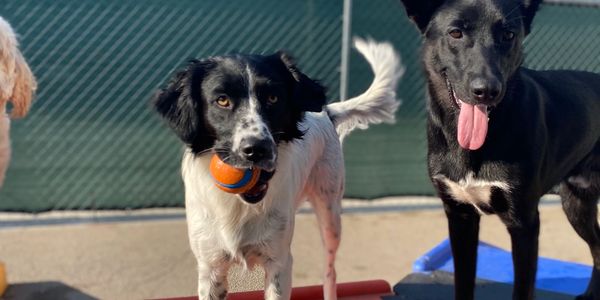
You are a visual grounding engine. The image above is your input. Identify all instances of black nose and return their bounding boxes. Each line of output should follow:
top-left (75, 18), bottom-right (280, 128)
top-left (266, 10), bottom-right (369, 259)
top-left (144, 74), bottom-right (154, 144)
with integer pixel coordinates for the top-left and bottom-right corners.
top-left (470, 77), bottom-right (501, 103)
top-left (240, 138), bottom-right (273, 162)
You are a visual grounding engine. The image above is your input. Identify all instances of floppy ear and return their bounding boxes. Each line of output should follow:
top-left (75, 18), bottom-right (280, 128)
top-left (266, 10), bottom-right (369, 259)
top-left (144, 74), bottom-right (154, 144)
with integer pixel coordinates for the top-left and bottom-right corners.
top-left (153, 60), bottom-right (215, 151)
top-left (399, 0), bottom-right (446, 33)
top-left (9, 49), bottom-right (36, 118)
top-left (0, 18), bottom-right (16, 108)
top-left (0, 17), bottom-right (35, 117)
top-left (277, 51), bottom-right (326, 112)
top-left (521, 0), bottom-right (543, 35)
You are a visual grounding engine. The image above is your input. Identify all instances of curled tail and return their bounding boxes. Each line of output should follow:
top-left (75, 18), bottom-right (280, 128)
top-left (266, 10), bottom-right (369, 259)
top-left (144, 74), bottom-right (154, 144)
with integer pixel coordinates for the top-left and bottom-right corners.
top-left (327, 37), bottom-right (404, 140)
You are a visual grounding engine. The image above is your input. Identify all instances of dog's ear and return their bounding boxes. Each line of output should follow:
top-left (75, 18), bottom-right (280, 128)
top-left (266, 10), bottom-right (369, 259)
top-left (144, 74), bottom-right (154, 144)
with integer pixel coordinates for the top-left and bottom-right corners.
top-left (153, 60), bottom-right (215, 150)
top-left (521, 0), bottom-right (543, 35)
top-left (0, 18), bottom-right (15, 108)
top-left (399, 0), bottom-right (446, 33)
top-left (0, 17), bottom-right (36, 118)
top-left (277, 51), bottom-right (327, 112)
top-left (9, 49), bottom-right (36, 118)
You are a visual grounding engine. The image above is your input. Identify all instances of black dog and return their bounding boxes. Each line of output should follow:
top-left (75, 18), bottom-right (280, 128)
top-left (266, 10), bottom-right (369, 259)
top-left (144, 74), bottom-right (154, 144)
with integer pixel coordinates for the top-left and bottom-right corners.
top-left (399, 0), bottom-right (600, 299)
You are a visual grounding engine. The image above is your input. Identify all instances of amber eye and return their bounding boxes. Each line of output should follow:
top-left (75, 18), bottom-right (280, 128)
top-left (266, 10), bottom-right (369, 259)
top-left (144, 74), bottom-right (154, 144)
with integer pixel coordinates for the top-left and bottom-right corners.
top-left (449, 29), bottom-right (463, 39)
top-left (216, 96), bottom-right (231, 108)
top-left (503, 30), bottom-right (515, 41)
top-left (267, 95), bottom-right (278, 104)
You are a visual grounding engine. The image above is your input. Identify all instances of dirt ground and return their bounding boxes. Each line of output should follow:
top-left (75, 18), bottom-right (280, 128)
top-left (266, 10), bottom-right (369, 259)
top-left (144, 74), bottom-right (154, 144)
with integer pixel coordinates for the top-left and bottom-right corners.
top-left (0, 197), bottom-right (594, 299)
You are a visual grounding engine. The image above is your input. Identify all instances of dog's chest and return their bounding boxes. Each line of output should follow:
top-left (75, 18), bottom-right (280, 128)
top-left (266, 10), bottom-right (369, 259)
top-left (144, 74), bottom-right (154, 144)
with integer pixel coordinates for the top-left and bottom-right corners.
top-left (433, 172), bottom-right (510, 214)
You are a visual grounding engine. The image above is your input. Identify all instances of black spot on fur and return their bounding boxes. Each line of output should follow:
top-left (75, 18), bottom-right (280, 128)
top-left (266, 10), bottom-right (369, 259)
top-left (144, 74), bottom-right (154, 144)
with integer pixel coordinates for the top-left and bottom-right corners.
top-left (273, 273), bottom-right (283, 295)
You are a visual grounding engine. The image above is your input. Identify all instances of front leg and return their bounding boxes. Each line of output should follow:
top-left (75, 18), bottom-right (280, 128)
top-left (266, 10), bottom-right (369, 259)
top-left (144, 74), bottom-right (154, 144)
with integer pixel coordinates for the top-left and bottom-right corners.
top-left (197, 260), bottom-right (230, 300)
top-left (500, 208), bottom-right (540, 300)
top-left (0, 115), bottom-right (10, 188)
top-left (443, 199), bottom-right (481, 300)
top-left (264, 253), bottom-right (293, 300)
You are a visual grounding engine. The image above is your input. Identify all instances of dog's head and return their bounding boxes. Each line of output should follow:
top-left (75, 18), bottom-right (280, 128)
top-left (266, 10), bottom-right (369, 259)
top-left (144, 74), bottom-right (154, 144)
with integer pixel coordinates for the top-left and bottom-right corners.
top-left (0, 17), bottom-right (36, 118)
top-left (153, 52), bottom-right (326, 201)
top-left (400, 0), bottom-right (542, 149)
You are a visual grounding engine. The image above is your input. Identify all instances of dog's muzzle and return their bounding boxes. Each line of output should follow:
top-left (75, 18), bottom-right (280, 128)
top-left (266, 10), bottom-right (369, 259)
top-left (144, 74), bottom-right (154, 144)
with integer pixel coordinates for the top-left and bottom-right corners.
top-left (443, 73), bottom-right (494, 151)
top-left (239, 137), bottom-right (277, 171)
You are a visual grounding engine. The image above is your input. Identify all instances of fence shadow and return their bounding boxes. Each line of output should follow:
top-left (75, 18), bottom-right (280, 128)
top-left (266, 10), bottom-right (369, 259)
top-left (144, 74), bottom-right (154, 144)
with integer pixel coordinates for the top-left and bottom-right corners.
top-left (2, 281), bottom-right (98, 300)
top-left (390, 271), bottom-right (574, 300)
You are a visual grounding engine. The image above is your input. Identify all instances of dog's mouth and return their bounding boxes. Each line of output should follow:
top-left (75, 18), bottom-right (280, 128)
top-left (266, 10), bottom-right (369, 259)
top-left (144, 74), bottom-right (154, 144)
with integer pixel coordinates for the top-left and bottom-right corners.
top-left (443, 74), bottom-right (491, 151)
top-left (240, 170), bottom-right (275, 204)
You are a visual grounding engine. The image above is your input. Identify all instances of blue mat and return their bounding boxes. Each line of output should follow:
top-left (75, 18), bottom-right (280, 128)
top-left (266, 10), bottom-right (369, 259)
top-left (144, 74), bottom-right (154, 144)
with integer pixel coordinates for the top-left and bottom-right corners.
top-left (413, 239), bottom-right (592, 296)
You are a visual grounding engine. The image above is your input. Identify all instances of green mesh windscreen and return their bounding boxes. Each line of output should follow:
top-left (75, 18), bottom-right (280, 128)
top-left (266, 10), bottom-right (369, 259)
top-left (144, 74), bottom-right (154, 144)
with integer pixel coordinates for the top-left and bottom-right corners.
top-left (0, 1), bottom-right (598, 211)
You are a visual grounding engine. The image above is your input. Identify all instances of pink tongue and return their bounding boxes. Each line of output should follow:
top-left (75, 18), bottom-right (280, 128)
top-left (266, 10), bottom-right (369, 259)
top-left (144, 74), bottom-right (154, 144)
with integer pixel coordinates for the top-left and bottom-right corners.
top-left (457, 101), bottom-right (489, 150)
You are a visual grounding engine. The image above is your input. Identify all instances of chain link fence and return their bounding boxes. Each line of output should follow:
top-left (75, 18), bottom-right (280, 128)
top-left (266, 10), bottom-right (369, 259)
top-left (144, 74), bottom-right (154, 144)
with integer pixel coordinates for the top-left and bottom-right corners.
top-left (0, 0), bottom-right (599, 211)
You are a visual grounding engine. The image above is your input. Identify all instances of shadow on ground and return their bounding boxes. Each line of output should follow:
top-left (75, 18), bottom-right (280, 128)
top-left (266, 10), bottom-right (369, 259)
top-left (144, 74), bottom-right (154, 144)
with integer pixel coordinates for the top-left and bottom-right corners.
top-left (389, 271), bottom-right (573, 300)
top-left (2, 281), bottom-right (97, 300)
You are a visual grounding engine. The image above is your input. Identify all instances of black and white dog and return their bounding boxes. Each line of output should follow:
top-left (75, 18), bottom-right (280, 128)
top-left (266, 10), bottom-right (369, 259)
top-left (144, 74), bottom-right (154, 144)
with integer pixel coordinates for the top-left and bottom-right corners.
top-left (399, 0), bottom-right (600, 299)
top-left (153, 38), bottom-right (403, 300)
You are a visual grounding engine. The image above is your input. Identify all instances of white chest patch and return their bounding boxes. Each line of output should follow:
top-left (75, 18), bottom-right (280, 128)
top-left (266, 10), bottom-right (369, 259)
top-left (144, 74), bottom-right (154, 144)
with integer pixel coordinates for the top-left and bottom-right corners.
top-left (434, 172), bottom-right (511, 214)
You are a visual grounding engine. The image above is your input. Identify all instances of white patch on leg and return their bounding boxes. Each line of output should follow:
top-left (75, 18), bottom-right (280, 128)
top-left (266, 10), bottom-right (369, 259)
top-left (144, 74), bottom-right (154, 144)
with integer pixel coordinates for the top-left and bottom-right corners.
top-left (434, 172), bottom-right (511, 214)
top-left (568, 176), bottom-right (591, 189)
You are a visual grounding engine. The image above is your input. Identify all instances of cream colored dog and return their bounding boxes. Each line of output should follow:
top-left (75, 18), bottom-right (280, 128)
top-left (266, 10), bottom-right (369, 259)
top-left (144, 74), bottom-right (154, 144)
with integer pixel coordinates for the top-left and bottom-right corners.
top-left (0, 17), bottom-right (36, 187)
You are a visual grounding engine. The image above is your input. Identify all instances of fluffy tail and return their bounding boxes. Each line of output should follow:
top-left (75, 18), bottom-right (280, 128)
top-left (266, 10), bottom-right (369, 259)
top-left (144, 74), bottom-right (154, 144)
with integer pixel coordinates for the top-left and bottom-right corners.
top-left (327, 37), bottom-right (403, 140)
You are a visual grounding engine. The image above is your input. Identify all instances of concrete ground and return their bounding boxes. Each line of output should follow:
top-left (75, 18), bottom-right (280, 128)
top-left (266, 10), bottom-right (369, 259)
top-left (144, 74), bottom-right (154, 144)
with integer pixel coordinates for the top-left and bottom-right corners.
top-left (0, 196), bottom-right (595, 300)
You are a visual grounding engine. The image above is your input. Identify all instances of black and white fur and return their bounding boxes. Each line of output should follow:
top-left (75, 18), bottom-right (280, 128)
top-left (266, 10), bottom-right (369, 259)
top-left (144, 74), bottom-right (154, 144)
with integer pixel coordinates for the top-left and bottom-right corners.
top-left (399, 0), bottom-right (600, 299)
top-left (153, 38), bottom-right (403, 300)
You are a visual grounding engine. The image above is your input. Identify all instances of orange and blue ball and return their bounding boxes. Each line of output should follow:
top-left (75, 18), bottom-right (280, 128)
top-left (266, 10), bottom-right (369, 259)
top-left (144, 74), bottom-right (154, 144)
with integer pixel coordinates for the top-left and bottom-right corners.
top-left (209, 154), bottom-right (260, 194)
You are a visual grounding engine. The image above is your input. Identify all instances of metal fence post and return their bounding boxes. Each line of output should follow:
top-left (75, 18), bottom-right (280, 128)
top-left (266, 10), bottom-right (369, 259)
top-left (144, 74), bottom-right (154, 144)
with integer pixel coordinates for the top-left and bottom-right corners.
top-left (340, 0), bottom-right (352, 101)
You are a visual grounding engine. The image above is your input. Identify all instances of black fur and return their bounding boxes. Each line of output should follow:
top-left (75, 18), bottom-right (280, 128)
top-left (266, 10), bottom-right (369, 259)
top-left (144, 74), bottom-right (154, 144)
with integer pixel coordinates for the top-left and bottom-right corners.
top-left (400, 0), bottom-right (600, 299)
top-left (153, 59), bottom-right (216, 153)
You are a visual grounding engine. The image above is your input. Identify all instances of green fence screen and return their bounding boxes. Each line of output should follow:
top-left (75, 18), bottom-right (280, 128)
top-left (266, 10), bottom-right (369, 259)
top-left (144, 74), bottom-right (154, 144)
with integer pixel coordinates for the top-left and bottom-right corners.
top-left (0, 1), bottom-right (599, 211)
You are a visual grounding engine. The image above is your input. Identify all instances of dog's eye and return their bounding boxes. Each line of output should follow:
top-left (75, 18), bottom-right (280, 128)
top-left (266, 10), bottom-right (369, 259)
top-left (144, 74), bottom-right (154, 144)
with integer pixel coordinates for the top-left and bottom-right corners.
top-left (216, 96), bottom-right (231, 108)
top-left (502, 30), bottom-right (515, 41)
top-left (267, 95), bottom-right (278, 104)
top-left (449, 29), bottom-right (463, 39)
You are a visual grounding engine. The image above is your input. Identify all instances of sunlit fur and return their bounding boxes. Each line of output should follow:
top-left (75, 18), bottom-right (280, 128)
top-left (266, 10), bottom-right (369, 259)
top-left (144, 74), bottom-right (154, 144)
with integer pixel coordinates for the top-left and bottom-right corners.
top-left (158, 38), bottom-right (403, 300)
top-left (0, 16), bottom-right (36, 188)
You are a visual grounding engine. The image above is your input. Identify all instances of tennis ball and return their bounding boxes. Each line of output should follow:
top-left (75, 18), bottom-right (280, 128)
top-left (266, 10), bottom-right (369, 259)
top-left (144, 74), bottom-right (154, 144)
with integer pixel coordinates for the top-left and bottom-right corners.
top-left (209, 154), bottom-right (260, 194)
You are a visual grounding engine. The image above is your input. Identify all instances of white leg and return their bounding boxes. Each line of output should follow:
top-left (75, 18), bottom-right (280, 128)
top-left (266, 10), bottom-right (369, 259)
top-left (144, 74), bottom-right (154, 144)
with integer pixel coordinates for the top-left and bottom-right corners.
top-left (197, 260), bottom-right (230, 300)
top-left (310, 195), bottom-right (341, 300)
top-left (264, 253), bottom-right (293, 300)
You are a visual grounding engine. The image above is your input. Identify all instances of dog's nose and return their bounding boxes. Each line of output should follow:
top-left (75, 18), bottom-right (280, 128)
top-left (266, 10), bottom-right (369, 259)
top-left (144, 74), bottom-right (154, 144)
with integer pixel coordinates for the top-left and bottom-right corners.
top-left (470, 77), bottom-right (501, 103)
top-left (240, 138), bottom-right (273, 163)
